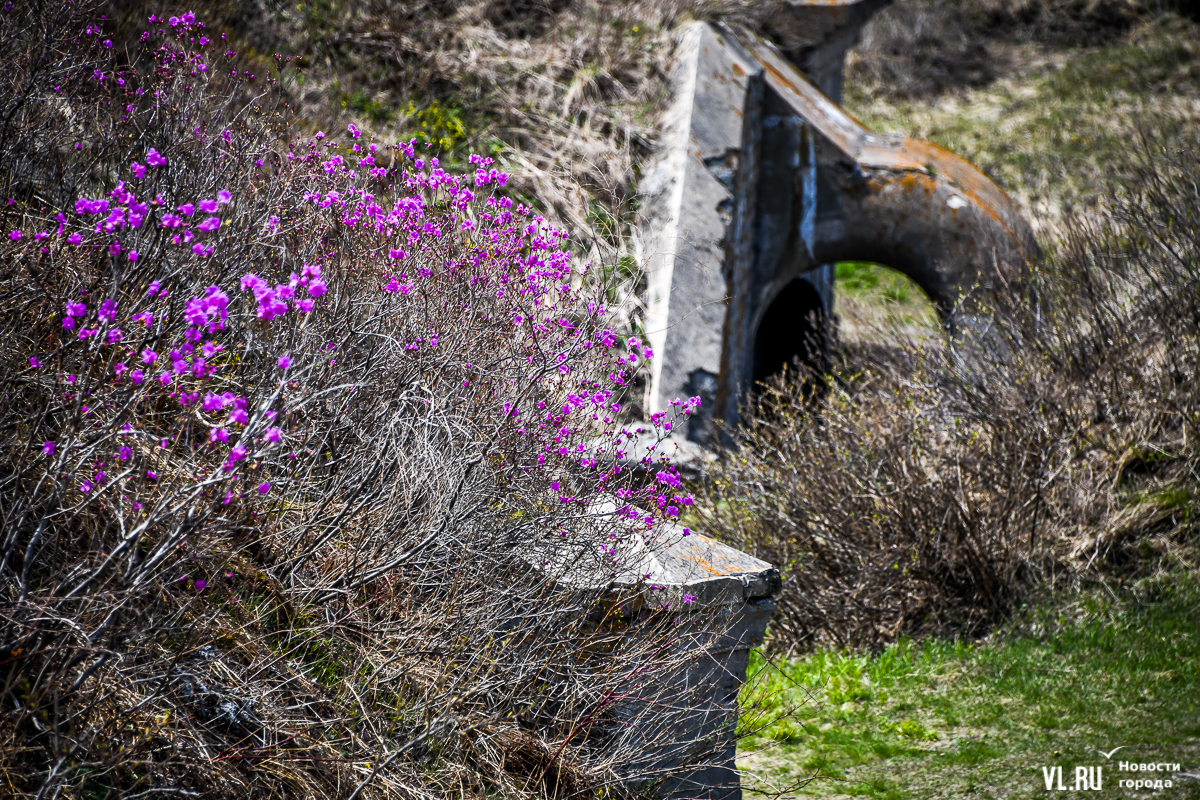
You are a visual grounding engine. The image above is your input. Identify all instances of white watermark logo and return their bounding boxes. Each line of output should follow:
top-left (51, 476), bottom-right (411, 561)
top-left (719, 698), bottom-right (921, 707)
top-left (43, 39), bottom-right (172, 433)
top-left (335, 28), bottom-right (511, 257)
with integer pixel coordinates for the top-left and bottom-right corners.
top-left (1038, 750), bottom-right (1184, 793)
top-left (1041, 765), bottom-right (1104, 791)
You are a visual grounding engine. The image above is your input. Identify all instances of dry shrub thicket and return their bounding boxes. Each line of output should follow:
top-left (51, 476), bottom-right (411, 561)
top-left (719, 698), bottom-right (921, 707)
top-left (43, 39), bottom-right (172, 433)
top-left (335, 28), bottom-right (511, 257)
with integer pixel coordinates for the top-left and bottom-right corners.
top-left (0, 5), bottom-right (735, 799)
top-left (694, 145), bottom-right (1200, 651)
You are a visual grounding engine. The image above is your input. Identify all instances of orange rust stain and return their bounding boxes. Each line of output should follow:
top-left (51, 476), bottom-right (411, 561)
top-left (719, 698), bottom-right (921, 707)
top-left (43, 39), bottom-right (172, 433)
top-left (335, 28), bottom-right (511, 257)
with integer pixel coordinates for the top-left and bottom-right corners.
top-left (681, 541), bottom-right (728, 576)
top-left (732, 62), bottom-right (745, 77)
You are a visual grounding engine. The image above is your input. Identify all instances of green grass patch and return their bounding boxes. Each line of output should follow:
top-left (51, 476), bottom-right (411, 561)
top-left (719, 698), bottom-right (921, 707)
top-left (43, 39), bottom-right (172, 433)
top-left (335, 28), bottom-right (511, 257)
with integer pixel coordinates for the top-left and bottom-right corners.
top-left (738, 570), bottom-right (1200, 798)
top-left (834, 261), bottom-right (940, 335)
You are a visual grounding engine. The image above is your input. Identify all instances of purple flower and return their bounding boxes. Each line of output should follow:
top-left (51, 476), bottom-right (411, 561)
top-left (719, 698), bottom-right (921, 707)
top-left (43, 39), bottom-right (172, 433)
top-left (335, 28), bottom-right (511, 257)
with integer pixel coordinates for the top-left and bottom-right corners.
top-left (296, 297), bottom-right (314, 314)
top-left (257, 482), bottom-right (271, 494)
top-left (203, 392), bottom-right (224, 412)
top-left (9, 230), bottom-right (21, 241)
top-left (106, 329), bottom-right (123, 345)
top-left (42, 441), bottom-right (55, 455)
top-left (240, 272), bottom-right (266, 293)
top-left (65, 301), bottom-right (86, 317)
top-left (142, 348), bottom-right (158, 364)
top-left (130, 162), bottom-right (146, 179)
top-left (128, 250), bottom-right (139, 262)
top-left (195, 579), bottom-right (206, 591)
top-left (227, 407), bottom-right (248, 425)
top-left (210, 427), bottom-right (229, 443)
top-left (197, 216), bottom-right (220, 232)
top-left (307, 279), bottom-right (327, 298)
top-left (119, 446), bottom-right (131, 461)
top-left (277, 355), bottom-right (292, 370)
top-left (217, 190), bottom-right (232, 204)
top-left (146, 470), bottom-right (157, 480)
top-left (682, 593), bottom-right (696, 605)
top-left (147, 281), bottom-right (161, 296)
top-left (67, 233), bottom-right (82, 245)
top-left (264, 427), bottom-right (282, 443)
top-left (168, 16), bottom-right (180, 26)
top-left (177, 203), bottom-right (195, 216)
top-left (97, 299), bottom-right (117, 322)
top-left (80, 480), bottom-right (93, 494)
top-left (29, 356), bottom-right (42, 368)
top-left (130, 369), bottom-right (144, 384)
top-left (198, 199), bottom-right (218, 213)
top-left (145, 148), bottom-right (167, 167)
top-left (114, 361), bottom-right (127, 375)
top-left (62, 317), bottom-right (75, 330)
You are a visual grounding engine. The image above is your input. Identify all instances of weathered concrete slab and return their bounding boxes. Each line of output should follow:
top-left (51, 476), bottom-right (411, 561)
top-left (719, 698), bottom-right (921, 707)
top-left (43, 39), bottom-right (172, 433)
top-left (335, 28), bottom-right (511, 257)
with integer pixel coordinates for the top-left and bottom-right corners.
top-left (528, 512), bottom-right (779, 800)
top-left (605, 524), bottom-right (779, 800)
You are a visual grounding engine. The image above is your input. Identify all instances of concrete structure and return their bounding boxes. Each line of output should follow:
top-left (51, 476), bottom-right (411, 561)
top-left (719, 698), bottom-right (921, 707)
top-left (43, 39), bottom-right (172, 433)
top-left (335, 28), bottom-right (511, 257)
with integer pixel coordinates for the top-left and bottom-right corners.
top-left (619, 528), bottom-right (779, 800)
top-left (636, 3), bottom-right (1038, 444)
top-left (544, 521), bottom-right (779, 799)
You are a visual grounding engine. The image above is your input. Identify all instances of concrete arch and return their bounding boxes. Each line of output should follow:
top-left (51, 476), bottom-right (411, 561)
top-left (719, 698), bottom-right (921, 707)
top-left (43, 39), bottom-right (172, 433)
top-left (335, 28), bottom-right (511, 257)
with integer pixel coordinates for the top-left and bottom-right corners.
top-left (811, 137), bottom-right (1037, 318)
top-left (752, 276), bottom-right (827, 384)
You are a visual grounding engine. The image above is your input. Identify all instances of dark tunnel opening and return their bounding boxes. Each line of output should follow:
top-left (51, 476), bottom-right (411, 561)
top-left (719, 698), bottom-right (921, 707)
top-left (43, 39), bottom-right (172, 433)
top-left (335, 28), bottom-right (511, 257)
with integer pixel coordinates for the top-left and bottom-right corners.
top-left (752, 277), bottom-right (827, 386)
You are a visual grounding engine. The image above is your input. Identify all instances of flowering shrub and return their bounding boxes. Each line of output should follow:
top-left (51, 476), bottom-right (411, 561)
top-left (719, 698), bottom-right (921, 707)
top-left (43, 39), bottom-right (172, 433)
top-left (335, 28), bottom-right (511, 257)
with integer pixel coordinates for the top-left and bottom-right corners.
top-left (0, 5), bottom-right (715, 798)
